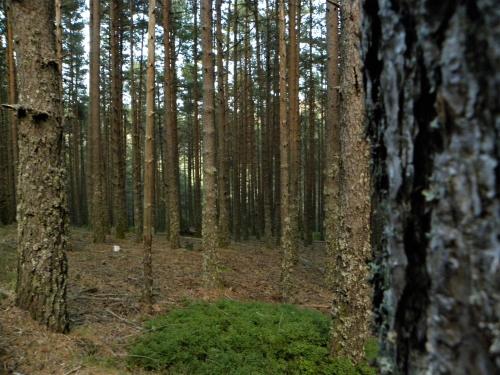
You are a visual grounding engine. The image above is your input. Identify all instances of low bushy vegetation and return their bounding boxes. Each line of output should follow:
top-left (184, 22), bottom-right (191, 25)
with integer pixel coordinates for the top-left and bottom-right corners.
top-left (129, 300), bottom-right (376, 374)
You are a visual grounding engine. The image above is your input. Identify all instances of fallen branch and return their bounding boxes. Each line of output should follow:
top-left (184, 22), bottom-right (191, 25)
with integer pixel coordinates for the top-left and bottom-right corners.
top-left (63, 365), bottom-right (82, 375)
top-left (105, 308), bottom-right (143, 330)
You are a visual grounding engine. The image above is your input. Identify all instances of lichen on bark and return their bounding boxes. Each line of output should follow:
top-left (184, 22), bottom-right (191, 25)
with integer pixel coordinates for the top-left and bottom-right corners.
top-left (363, 0), bottom-right (500, 373)
top-left (11, 0), bottom-right (69, 333)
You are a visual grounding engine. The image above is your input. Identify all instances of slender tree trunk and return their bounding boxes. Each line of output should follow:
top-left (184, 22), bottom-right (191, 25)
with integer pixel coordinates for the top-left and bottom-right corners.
top-left (6, 4), bottom-right (17, 223)
top-left (329, 0), bottom-right (372, 361)
top-left (231, 0), bottom-right (241, 242)
top-left (10, 0), bottom-right (68, 333)
top-left (215, 0), bottom-right (230, 247)
top-left (240, 7), bottom-right (249, 240)
top-left (303, 0), bottom-right (315, 246)
top-left (143, 0), bottom-right (156, 308)
top-left (130, 0), bottom-right (143, 242)
top-left (288, 0), bottom-right (300, 242)
top-left (260, 0), bottom-right (273, 247)
top-left (163, 0), bottom-right (181, 248)
top-left (89, 0), bottom-right (106, 243)
top-left (201, 0), bottom-right (220, 288)
top-left (110, 0), bottom-right (127, 239)
top-left (280, 0), bottom-right (299, 302)
top-left (193, 0), bottom-right (202, 236)
top-left (278, 0), bottom-right (293, 302)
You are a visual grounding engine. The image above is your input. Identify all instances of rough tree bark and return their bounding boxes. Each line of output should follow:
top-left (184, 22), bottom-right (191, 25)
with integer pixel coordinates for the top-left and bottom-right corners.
top-left (163, 0), bottom-right (181, 249)
top-left (201, 0), bottom-right (220, 288)
top-left (6, 3), bottom-right (17, 223)
top-left (89, 0), bottom-right (106, 243)
top-left (130, 0), bottom-right (143, 243)
top-left (10, 0), bottom-right (69, 333)
top-left (215, 0), bottom-right (230, 247)
top-left (110, 0), bottom-right (128, 239)
top-left (278, 0), bottom-right (294, 302)
top-left (329, 0), bottom-right (373, 362)
top-left (193, 0), bottom-right (202, 236)
top-left (363, 0), bottom-right (500, 373)
top-left (143, 0), bottom-right (156, 308)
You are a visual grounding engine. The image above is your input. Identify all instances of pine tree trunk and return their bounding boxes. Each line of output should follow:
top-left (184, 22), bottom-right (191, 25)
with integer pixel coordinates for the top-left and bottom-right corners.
top-left (278, 0), bottom-right (293, 302)
top-left (110, 0), bottom-right (127, 239)
top-left (163, 0), bottom-right (181, 249)
top-left (201, 0), bottom-right (220, 288)
top-left (260, 0), bottom-right (273, 247)
top-left (130, 0), bottom-right (143, 243)
top-left (231, 0), bottom-right (241, 242)
top-left (6, 4), bottom-right (17, 223)
top-left (363, 0), bottom-right (500, 373)
top-left (329, 0), bottom-right (373, 362)
top-left (10, 0), bottom-right (68, 333)
top-left (324, 0), bottom-right (340, 297)
top-left (193, 1), bottom-right (202, 236)
top-left (143, 0), bottom-right (156, 308)
top-left (303, 0), bottom-right (315, 246)
top-left (215, 0), bottom-right (230, 247)
top-left (89, 0), bottom-right (106, 243)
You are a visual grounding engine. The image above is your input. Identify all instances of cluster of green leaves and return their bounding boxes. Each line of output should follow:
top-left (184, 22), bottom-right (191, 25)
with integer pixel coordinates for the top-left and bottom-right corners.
top-left (129, 300), bottom-right (376, 374)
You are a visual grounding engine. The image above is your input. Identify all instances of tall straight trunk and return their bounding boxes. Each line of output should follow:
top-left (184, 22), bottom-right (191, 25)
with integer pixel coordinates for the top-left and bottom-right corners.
top-left (71, 104), bottom-right (82, 226)
top-left (10, 0), bottom-right (68, 333)
top-left (303, 0), bottom-right (315, 246)
top-left (111, 0), bottom-right (127, 239)
top-left (201, 0), bottom-right (220, 288)
top-left (329, 0), bottom-right (372, 361)
top-left (288, 0), bottom-right (300, 240)
top-left (278, 0), bottom-right (293, 302)
top-left (240, 6), bottom-right (249, 240)
top-left (260, 0), bottom-right (273, 246)
top-left (193, 0), bottom-right (202, 236)
top-left (163, 0), bottom-right (181, 248)
top-left (143, 0), bottom-right (156, 308)
top-left (89, 0), bottom-right (106, 243)
top-left (215, 0), bottom-right (230, 247)
top-left (271, 0), bottom-right (280, 238)
top-left (130, 0), bottom-right (143, 242)
top-left (187, 106), bottom-right (194, 228)
top-left (364, 1), bottom-right (499, 373)
top-left (324, 0), bottom-right (340, 290)
top-left (6, 4), bottom-right (17, 222)
top-left (231, 0), bottom-right (241, 241)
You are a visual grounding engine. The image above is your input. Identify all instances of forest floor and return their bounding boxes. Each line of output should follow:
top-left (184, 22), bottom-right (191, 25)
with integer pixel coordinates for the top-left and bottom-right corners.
top-left (0, 225), bottom-right (331, 375)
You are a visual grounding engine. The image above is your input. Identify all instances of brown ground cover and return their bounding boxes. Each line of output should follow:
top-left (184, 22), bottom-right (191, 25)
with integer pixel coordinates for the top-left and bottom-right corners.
top-left (0, 226), bottom-right (330, 374)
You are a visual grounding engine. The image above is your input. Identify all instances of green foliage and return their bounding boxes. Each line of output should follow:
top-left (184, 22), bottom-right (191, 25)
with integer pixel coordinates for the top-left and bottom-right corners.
top-left (129, 300), bottom-right (376, 374)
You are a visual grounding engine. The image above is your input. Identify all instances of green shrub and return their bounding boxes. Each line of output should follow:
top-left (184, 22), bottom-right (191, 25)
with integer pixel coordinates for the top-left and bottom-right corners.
top-left (129, 300), bottom-right (376, 374)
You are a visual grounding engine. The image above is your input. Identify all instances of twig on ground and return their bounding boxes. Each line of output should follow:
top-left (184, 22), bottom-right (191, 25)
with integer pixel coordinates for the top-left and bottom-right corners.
top-left (105, 308), bottom-right (143, 330)
top-left (300, 304), bottom-right (330, 309)
top-left (63, 365), bottom-right (82, 375)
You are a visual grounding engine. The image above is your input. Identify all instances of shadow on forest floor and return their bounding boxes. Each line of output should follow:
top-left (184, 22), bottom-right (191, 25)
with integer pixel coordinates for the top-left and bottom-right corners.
top-left (0, 225), bottom-right (331, 374)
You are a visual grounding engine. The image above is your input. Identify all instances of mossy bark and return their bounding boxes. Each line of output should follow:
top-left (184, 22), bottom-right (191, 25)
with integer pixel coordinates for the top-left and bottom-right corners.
top-left (11, 0), bottom-right (69, 333)
top-left (363, 0), bottom-right (500, 373)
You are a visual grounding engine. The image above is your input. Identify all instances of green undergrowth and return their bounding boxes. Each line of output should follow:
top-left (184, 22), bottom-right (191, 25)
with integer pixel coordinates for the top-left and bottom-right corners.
top-left (128, 300), bottom-right (377, 374)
